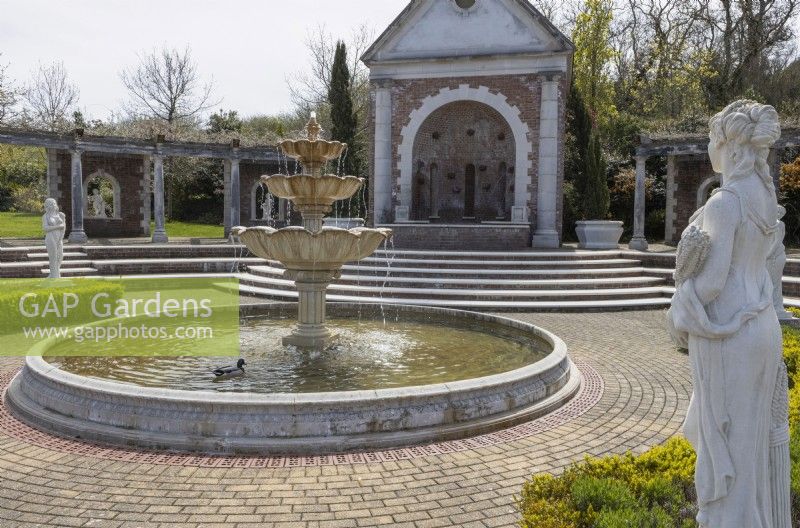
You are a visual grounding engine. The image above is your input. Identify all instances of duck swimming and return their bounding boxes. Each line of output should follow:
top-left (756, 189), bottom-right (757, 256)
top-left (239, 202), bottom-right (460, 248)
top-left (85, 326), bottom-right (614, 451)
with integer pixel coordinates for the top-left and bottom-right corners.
top-left (213, 358), bottom-right (246, 380)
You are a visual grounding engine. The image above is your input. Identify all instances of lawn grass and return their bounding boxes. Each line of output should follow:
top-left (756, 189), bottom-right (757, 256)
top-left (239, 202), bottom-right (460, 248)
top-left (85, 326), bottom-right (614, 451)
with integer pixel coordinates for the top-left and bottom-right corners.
top-left (0, 212), bottom-right (224, 239)
top-left (148, 220), bottom-right (224, 239)
top-left (0, 212), bottom-right (40, 238)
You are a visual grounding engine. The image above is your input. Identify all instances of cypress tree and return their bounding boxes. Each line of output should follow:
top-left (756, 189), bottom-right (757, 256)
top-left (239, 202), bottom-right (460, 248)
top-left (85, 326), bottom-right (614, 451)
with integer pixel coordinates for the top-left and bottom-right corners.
top-left (567, 84), bottom-right (592, 197)
top-left (582, 131), bottom-right (610, 220)
top-left (328, 41), bottom-right (361, 178)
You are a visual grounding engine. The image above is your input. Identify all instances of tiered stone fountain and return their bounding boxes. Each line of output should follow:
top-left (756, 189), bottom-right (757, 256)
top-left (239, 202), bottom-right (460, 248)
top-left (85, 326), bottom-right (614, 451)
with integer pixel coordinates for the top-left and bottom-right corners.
top-left (232, 114), bottom-right (392, 348)
top-left (6, 119), bottom-right (581, 456)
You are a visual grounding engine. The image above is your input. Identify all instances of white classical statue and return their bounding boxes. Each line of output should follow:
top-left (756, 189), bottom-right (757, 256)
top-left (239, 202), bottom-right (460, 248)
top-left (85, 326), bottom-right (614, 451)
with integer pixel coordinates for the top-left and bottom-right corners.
top-left (89, 188), bottom-right (107, 218)
top-left (667, 100), bottom-right (790, 527)
top-left (42, 198), bottom-right (66, 279)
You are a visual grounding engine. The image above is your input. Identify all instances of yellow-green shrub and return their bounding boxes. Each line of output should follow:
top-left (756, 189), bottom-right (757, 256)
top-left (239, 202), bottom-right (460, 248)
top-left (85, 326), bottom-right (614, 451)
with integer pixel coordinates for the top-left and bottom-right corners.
top-left (517, 438), bottom-right (697, 527)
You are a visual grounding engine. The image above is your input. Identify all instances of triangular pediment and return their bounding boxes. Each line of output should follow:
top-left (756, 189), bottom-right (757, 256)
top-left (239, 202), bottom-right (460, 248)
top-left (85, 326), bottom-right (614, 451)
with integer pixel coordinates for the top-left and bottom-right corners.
top-left (362, 0), bottom-right (573, 64)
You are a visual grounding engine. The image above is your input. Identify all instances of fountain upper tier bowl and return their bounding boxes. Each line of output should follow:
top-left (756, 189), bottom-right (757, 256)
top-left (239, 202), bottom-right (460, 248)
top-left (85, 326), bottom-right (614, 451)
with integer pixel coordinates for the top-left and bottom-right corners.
top-left (262, 174), bottom-right (365, 216)
top-left (279, 138), bottom-right (345, 175)
top-left (232, 226), bottom-right (392, 271)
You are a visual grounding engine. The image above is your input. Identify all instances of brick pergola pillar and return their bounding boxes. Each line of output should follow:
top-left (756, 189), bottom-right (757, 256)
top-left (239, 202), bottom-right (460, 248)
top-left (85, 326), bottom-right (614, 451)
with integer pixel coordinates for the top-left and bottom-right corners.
top-left (67, 146), bottom-right (88, 244)
top-left (629, 155), bottom-right (649, 251)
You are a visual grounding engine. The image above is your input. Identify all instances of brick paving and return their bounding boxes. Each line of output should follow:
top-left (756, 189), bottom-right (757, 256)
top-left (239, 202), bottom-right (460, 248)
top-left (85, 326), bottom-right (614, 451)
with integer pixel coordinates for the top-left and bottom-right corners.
top-left (0, 310), bottom-right (690, 527)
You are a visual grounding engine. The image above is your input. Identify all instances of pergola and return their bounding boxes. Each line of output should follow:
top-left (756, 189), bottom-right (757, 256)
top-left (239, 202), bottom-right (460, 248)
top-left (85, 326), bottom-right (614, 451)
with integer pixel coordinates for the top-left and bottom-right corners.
top-left (0, 128), bottom-right (281, 242)
top-left (630, 127), bottom-right (800, 250)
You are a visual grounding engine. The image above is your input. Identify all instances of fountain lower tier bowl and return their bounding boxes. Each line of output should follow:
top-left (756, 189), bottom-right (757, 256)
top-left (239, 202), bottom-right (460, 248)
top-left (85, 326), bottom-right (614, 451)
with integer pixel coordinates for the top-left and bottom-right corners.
top-left (262, 174), bottom-right (364, 215)
top-left (6, 304), bottom-right (581, 455)
top-left (232, 226), bottom-right (392, 271)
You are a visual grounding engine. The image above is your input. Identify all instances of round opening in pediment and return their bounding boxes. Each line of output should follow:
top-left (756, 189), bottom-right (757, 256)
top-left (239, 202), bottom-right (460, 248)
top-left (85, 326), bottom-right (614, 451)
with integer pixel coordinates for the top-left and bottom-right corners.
top-left (453, 0), bottom-right (477, 11)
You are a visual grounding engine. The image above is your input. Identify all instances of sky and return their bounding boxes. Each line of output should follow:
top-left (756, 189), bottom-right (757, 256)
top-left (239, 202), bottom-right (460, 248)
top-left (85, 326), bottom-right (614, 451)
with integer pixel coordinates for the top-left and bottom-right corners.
top-left (0, 0), bottom-right (407, 120)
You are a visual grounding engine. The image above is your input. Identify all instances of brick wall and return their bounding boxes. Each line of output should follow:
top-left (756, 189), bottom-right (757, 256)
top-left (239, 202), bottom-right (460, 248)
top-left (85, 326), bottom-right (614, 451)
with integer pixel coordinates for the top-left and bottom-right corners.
top-left (383, 224), bottom-right (532, 250)
top-left (55, 151), bottom-right (149, 238)
top-left (666, 154), bottom-right (716, 244)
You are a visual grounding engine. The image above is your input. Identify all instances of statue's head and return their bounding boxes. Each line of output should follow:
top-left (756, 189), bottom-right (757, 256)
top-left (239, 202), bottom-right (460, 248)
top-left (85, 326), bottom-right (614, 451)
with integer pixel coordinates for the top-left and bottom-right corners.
top-left (44, 198), bottom-right (58, 213)
top-left (708, 100), bottom-right (780, 186)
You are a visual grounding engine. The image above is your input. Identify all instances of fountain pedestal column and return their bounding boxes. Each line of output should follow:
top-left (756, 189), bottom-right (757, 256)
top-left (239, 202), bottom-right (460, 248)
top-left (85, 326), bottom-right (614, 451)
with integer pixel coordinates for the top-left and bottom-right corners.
top-left (283, 269), bottom-right (341, 348)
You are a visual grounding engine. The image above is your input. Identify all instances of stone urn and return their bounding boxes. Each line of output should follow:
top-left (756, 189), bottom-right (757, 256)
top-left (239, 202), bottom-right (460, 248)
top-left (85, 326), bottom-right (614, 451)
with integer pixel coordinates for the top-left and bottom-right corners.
top-left (575, 220), bottom-right (624, 249)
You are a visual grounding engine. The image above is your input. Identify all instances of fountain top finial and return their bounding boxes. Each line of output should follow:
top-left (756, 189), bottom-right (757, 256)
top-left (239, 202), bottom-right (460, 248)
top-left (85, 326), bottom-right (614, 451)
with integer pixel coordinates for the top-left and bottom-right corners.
top-left (306, 113), bottom-right (322, 142)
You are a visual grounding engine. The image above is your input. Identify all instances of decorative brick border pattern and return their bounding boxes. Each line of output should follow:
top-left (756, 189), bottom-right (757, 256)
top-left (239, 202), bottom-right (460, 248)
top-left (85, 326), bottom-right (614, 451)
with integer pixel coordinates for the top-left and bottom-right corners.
top-left (0, 360), bottom-right (602, 467)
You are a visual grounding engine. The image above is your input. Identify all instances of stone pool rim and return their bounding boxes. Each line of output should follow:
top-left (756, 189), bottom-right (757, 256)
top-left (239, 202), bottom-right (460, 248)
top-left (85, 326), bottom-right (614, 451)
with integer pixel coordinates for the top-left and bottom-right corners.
top-left (6, 303), bottom-right (580, 454)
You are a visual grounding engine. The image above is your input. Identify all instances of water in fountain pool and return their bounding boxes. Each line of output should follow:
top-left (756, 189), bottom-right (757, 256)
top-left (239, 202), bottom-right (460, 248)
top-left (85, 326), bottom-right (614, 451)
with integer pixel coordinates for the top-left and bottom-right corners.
top-left (46, 316), bottom-right (549, 394)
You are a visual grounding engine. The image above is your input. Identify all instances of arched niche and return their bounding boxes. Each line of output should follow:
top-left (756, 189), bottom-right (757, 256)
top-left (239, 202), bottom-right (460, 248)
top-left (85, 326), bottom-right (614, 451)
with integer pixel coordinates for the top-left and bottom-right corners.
top-left (697, 173), bottom-right (722, 208)
top-left (398, 85), bottom-right (530, 223)
top-left (83, 169), bottom-right (121, 219)
top-left (250, 181), bottom-right (287, 222)
top-left (409, 100), bottom-right (515, 222)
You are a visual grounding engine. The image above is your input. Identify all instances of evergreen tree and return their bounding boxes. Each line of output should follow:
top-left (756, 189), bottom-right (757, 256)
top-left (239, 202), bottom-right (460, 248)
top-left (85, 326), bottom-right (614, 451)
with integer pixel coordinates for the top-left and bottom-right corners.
top-left (328, 41), bottom-right (364, 217)
top-left (582, 132), bottom-right (610, 220)
top-left (566, 84), bottom-right (592, 196)
top-left (328, 41), bottom-right (362, 178)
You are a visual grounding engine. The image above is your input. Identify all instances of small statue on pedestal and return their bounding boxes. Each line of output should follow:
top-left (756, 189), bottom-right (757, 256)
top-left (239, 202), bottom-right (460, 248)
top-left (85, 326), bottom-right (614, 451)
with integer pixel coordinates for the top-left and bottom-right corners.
top-left (42, 198), bottom-right (66, 279)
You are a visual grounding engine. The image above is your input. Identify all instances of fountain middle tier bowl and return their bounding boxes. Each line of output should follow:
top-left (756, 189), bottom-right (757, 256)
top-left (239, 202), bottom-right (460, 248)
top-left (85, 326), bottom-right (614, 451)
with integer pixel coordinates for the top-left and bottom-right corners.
top-left (262, 174), bottom-right (364, 211)
top-left (232, 226), bottom-right (392, 270)
top-left (6, 304), bottom-right (580, 455)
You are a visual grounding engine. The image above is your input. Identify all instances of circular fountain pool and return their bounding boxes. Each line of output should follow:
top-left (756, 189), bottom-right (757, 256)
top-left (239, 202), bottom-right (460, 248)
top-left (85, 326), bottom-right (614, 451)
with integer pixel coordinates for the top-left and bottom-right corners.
top-left (7, 304), bottom-right (580, 455)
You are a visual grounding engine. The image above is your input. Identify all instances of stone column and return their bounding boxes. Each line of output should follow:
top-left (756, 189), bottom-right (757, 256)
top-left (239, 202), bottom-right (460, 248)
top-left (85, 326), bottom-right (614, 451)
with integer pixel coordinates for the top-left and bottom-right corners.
top-left (230, 157), bottom-right (241, 229)
top-left (629, 155), bottom-right (649, 251)
top-left (532, 76), bottom-right (561, 248)
top-left (373, 82), bottom-right (393, 225)
top-left (151, 154), bottom-right (168, 243)
top-left (68, 149), bottom-right (88, 243)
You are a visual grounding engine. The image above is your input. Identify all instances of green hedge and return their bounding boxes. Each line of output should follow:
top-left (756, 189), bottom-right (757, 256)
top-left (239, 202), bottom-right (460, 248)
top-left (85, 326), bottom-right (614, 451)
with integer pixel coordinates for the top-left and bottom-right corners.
top-left (518, 325), bottom-right (800, 527)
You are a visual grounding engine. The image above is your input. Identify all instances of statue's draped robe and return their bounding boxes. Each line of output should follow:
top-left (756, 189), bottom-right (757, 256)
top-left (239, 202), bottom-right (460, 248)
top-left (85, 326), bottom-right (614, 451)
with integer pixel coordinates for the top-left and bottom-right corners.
top-left (668, 187), bottom-right (784, 527)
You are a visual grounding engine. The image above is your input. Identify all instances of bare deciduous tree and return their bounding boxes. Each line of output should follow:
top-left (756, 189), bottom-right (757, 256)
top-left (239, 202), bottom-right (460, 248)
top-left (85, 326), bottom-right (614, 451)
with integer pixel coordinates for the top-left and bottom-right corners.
top-left (24, 61), bottom-right (79, 131)
top-left (704, 0), bottom-right (799, 103)
top-left (120, 46), bottom-right (218, 125)
top-left (287, 24), bottom-right (374, 133)
top-left (0, 55), bottom-right (19, 124)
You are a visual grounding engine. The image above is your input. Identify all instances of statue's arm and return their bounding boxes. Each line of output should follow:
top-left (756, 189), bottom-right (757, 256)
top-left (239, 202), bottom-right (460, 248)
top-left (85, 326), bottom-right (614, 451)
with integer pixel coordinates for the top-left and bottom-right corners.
top-left (693, 192), bottom-right (738, 304)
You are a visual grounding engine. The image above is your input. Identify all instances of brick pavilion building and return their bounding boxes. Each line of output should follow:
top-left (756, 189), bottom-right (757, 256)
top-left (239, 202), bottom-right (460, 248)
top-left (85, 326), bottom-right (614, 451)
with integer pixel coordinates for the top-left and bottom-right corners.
top-left (363, 0), bottom-right (574, 249)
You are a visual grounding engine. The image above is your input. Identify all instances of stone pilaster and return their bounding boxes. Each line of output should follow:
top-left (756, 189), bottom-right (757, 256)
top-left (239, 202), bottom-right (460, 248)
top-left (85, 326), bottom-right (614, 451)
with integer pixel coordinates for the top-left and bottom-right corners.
top-left (373, 83), bottom-right (393, 224)
top-left (151, 154), bottom-right (168, 243)
top-left (532, 76), bottom-right (561, 248)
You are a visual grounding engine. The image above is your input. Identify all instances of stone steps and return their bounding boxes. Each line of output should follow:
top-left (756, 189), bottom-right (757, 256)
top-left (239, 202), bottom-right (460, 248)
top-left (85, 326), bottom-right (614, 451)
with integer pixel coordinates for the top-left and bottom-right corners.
top-left (247, 265), bottom-right (663, 290)
top-left (39, 267), bottom-right (99, 277)
top-left (236, 282), bottom-right (673, 311)
top-left (357, 256), bottom-right (642, 269)
top-left (238, 273), bottom-right (671, 302)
